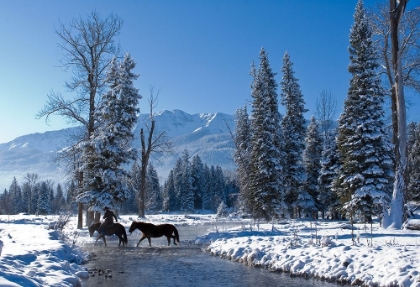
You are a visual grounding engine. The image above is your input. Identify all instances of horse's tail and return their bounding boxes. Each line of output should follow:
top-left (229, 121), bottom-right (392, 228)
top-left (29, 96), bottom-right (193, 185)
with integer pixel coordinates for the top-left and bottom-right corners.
top-left (173, 225), bottom-right (180, 245)
top-left (122, 226), bottom-right (128, 245)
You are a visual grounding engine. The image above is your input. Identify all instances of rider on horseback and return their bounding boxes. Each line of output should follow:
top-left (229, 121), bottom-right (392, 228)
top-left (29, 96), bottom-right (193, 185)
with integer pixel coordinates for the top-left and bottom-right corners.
top-left (99, 207), bottom-right (118, 236)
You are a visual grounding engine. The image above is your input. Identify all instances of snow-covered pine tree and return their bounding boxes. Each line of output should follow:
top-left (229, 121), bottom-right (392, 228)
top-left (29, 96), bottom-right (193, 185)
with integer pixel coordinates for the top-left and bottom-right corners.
top-left (162, 170), bottom-right (177, 212)
top-left (212, 166), bottom-right (227, 211)
top-left (21, 183), bottom-right (30, 214)
top-left (52, 183), bottom-right (66, 214)
top-left (249, 48), bottom-right (283, 220)
top-left (318, 130), bottom-right (341, 219)
top-left (179, 150), bottom-right (194, 212)
top-left (65, 180), bottom-right (78, 213)
top-left (9, 177), bottom-right (23, 215)
top-left (234, 106), bottom-right (252, 214)
top-left (201, 164), bottom-right (213, 210)
top-left (280, 52), bottom-right (308, 218)
top-left (145, 164), bottom-right (161, 212)
top-left (335, 0), bottom-right (394, 223)
top-left (78, 53), bottom-right (141, 210)
top-left (37, 181), bottom-right (51, 215)
top-left (127, 161), bottom-right (142, 213)
top-left (407, 122), bottom-right (420, 202)
top-left (302, 116), bottom-right (322, 216)
top-left (191, 155), bottom-right (205, 209)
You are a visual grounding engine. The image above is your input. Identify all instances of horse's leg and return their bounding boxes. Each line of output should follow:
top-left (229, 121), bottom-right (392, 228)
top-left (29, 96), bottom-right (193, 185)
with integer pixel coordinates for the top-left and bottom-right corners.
top-left (94, 235), bottom-right (101, 246)
top-left (147, 237), bottom-right (152, 247)
top-left (103, 236), bottom-right (107, 247)
top-left (136, 235), bottom-right (147, 247)
top-left (166, 236), bottom-right (170, 246)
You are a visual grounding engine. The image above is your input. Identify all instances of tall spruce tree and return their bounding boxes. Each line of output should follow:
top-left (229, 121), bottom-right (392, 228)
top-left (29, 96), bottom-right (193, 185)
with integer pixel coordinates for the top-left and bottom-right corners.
top-left (78, 53), bottom-right (141, 210)
top-left (180, 151), bottom-right (195, 211)
top-left (201, 164), bottom-right (213, 210)
top-left (335, 0), bottom-right (394, 223)
top-left (407, 122), bottom-right (420, 202)
top-left (249, 48), bottom-right (283, 220)
top-left (318, 130), bottom-right (340, 219)
top-left (280, 52), bottom-right (308, 218)
top-left (191, 155), bottom-right (205, 209)
top-left (145, 164), bottom-right (161, 212)
top-left (9, 177), bottom-right (23, 215)
top-left (37, 181), bottom-right (51, 215)
top-left (162, 170), bottom-right (177, 211)
top-left (303, 116), bottom-right (322, 215)
top-left (234, 106), bottom-right (252, 214)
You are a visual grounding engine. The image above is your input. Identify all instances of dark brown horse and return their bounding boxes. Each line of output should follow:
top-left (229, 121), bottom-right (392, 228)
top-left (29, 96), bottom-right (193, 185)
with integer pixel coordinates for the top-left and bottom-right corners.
top-left (128, 221), bottom-right (180, 247)
top-left (88, 222), bottom-right (128, 247)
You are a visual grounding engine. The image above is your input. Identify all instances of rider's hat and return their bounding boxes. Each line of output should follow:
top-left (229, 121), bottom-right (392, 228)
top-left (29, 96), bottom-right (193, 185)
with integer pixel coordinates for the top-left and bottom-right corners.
top-left (104, 206), bottom-right (109, 211)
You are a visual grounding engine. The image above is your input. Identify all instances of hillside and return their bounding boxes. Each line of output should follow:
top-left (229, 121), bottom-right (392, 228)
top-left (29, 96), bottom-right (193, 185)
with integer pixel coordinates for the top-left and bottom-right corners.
top-left (0, 110), bottom-right (236, 190)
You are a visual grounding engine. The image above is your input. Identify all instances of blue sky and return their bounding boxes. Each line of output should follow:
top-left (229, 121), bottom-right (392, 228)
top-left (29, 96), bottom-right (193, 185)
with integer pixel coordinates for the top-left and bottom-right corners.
top-left (0, 0), bottom-right (418, 144)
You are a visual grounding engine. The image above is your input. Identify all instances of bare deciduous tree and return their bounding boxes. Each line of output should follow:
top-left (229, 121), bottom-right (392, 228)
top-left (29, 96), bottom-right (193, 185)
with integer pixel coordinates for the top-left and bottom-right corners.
top-left (382, 0), bottom-right (410, 229)
top-left (137, 87), bottom-right (173, 218)
top-left (24, 173), bottom-right (39, 214)
top-left (369, 3), bottom-right (420, 166)
top-left (315, 89), bottom-right (337, 148)
top-left (36, 11), bottom-right (123, 228)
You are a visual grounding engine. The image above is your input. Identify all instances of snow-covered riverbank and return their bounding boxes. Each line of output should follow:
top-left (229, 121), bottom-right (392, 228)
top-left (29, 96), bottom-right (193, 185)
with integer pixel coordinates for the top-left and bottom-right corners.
top-left (1, 213), bottom-right (419, 286)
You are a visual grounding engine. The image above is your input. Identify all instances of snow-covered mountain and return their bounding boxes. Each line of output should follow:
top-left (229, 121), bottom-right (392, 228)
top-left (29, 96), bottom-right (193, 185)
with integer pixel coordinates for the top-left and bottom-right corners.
top-left (0, 110), bottom-right (236, 191)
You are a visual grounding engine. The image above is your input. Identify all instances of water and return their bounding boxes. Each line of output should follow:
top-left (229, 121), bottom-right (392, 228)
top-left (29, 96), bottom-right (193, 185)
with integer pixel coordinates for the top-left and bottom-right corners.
top-left (80, 223), bottom-right (339, 287)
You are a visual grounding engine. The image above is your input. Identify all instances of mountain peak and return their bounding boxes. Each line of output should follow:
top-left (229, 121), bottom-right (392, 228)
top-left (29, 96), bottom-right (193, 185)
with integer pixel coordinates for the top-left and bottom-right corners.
top-left (0, 109), bottom-right (236, 190)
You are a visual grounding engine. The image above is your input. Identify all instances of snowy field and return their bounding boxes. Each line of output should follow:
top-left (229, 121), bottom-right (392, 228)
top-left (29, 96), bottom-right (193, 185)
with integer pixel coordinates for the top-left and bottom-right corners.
top-left (0, 212), bottom-right (420, 287)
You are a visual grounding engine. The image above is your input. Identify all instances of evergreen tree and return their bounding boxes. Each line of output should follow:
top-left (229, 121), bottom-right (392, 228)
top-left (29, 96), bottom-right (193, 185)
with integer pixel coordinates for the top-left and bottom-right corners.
top-left (224, 171), bottom-right (240, 209)
top-left (249, 48), bottom-right (283, 220)
top-left (201, 164), bottom-right (213, 210)
top-left (37, 181), bottom-right (51, 215)
top-left (127, 161), bottom-right (142, 213)
top-left (9, 177), bottom-right (23, 215)
top-left (21, 183), bottom-right (31, 214)
top-left (179, 150), bottom-right (194, 212)
top-left (191, 155), bottom-right (205, 209)
top-left (145, 164), bottom-right (161, 212)
top-left (66, 181), bottom-right (78, 213)
top-left (162, 170), bottom-right (177, 211)
top-left (210, 165), bottom-right (226, 211)
top-left (31, 184), bottom-right (40, 215)
top-left (335, 0), bottom-right (394, 223)
top-left (280, 52), bottom-right (308, 217)
top-left (78, 53), bottom-right (141, 210)
top-left (172, 158), bottom-right (184, 210)
top-left (407, 122), bottom-right (420, 201)
top-left (234, 106), bottom-right (252, 213)
top-left (318, 130), bottom-right (341, 219)
top-left (303, 116), bottom-right (322, 216)
top-left (52, 183), bottom-right (66, 214)
top-left (0, 189), bottom-right (11, 214)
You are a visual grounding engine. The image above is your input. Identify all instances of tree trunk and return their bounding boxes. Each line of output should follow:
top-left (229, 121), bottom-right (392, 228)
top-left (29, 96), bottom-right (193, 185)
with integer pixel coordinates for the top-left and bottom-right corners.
top-left (77, 171), bottom-right (84, 229)
top-left (77, 202), bottom-right (83, 229)
top-left (383, 0), bottom-right (408, 229)
top-left (138, 159), bottom-right (147, 218)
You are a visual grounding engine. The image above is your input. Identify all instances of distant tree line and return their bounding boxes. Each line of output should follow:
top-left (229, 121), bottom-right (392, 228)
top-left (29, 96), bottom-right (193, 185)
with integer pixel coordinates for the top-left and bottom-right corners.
top-left (120, 150), bottom-right (238, 214)
top-left (0, 152), bottom-right (238, 215)
top-left (0, 174), bottom-right (74, 215)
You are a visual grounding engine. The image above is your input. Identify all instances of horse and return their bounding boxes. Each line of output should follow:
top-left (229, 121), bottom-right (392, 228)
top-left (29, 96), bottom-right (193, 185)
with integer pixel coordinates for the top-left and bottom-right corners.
top-left (88, 222), bottom-right (128, 247)
top-left (128, 221), bottom-right (180, 247)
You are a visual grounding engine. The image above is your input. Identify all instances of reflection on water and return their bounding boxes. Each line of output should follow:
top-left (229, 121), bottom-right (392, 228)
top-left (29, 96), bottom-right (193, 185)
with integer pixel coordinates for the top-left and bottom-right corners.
top-left (81, 223), bottom-right (338, 287)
